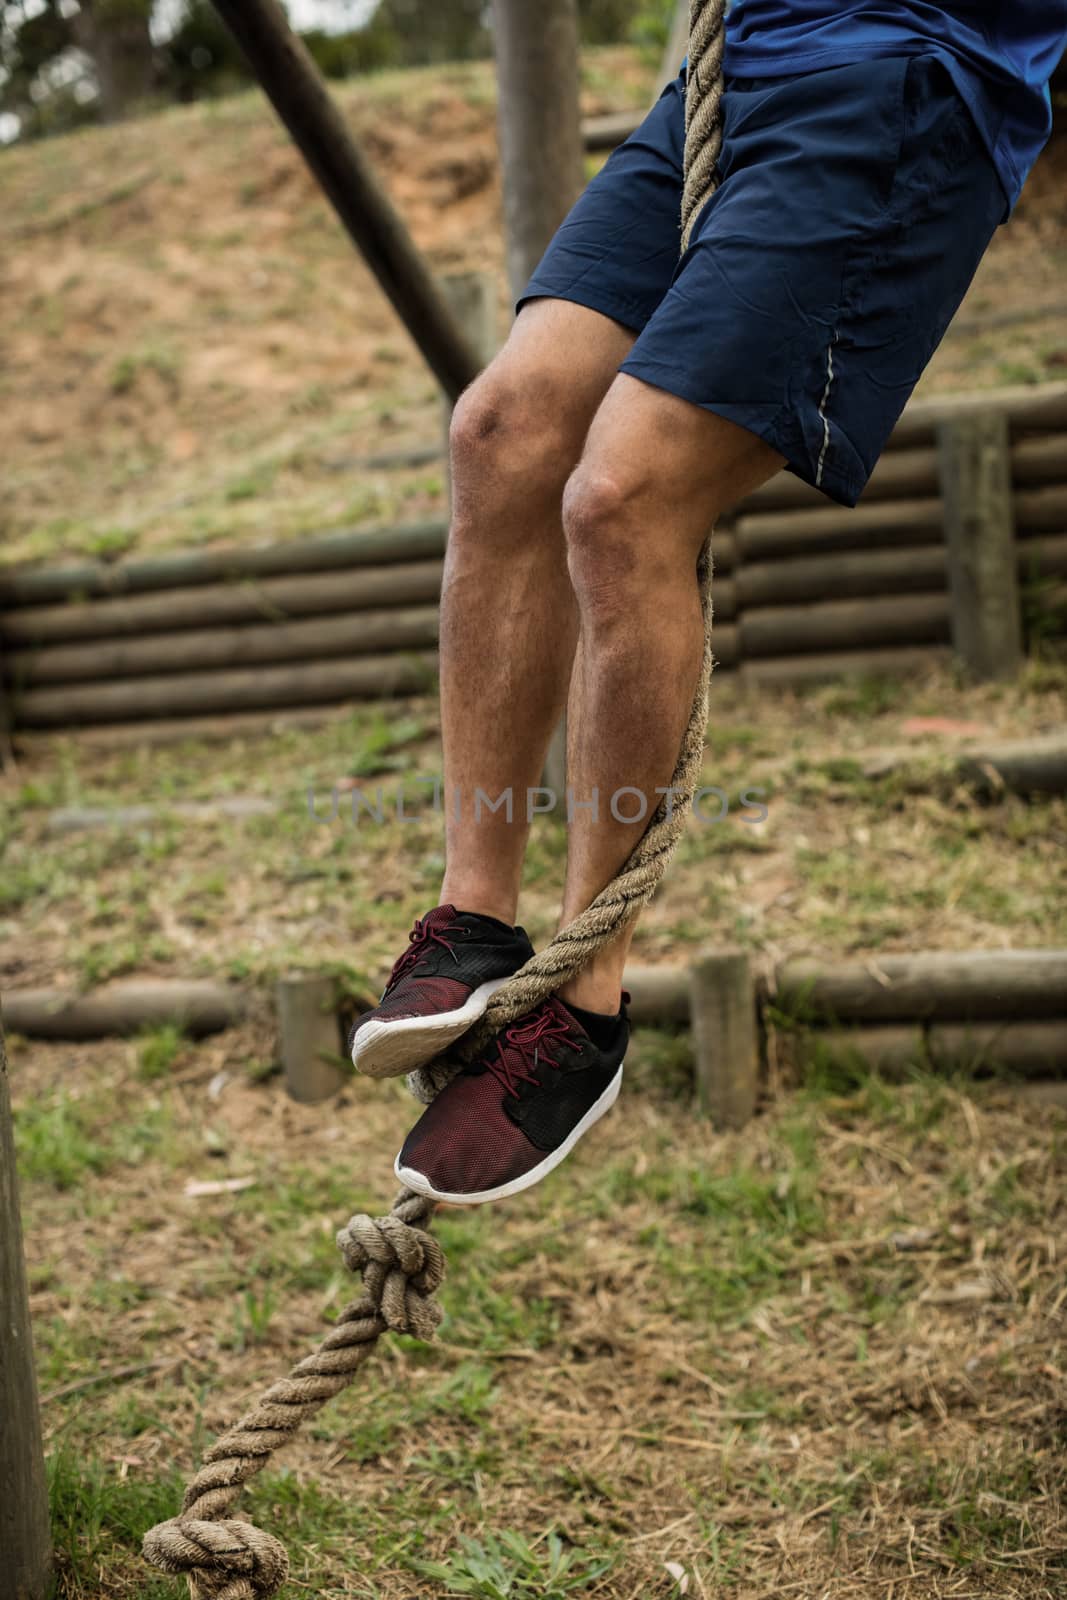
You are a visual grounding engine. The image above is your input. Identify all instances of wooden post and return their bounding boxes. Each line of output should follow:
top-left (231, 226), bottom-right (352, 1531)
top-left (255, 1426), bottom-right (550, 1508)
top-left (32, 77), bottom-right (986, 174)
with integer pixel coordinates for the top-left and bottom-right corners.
top-left (0, 1016), bottom-right (53, 1600)
top-left (656, 0), bottom-right (691, 98)
top-left (0, 636), bottom-right (14, 768)
top-left (490, 0), bottom-right (584, 308)
top-left (937, 410), bottom-right (1024, 680)
top-left (689, 948), bottom-right (760, 1127)
top-left (491, 0), bottom-right (585, 803)
top-left (208, 0), bottom-right (480, 402)
top-left (276, 974), bottom-right (346, 1104)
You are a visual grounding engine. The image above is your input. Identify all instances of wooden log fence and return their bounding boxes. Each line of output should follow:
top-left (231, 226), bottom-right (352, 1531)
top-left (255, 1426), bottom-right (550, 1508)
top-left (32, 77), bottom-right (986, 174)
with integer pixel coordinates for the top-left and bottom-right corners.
top-left (4, 947), bottom-right (1064, 1124)
top-left (1, 382), bottom-right (1065, 737)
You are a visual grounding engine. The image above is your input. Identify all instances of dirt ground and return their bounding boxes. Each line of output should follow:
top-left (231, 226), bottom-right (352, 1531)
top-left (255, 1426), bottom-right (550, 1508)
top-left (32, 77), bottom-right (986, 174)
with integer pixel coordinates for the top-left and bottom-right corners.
top-left (4, 661), bottom-right (1066, 1597)
top-left (12, 1011), bottom-right (1066, 1599)
top-left (2, 48), bottom-right (1066, 572)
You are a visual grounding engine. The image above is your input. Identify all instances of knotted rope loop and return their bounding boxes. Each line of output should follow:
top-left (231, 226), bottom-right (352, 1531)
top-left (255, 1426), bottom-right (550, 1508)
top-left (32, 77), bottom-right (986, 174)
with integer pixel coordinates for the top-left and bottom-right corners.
top-left (143, 1190), bottom-right (441, 1595)
top-left (141, 1517), bottom-right (289, 1600)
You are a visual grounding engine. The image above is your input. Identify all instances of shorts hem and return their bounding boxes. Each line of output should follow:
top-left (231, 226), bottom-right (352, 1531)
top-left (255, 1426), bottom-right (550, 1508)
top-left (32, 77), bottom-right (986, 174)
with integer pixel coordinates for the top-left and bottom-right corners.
top-left (517, 281), bottom-right (656, 337)
top-left (618, 355), bottom-right (864, 508)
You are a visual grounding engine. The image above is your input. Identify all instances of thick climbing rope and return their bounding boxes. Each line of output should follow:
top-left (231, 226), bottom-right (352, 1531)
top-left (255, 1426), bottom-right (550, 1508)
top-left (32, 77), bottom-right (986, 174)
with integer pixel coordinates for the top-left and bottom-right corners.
top-left (143, 1193), bottom-right (444, 1598)
top-left (143, 9), bottom-right (727, 1593)
top-left (681, 0), bottom-right (727, 251)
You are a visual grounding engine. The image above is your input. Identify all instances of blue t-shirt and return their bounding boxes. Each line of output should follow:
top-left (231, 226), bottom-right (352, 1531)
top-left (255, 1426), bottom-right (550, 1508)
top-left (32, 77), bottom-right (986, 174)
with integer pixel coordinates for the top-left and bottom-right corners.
top-left (723, 2), bottom-right (1067, 212)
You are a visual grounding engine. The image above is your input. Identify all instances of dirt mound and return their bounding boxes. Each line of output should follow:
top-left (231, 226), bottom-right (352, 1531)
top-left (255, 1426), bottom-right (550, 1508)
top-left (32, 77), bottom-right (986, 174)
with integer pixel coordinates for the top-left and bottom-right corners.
top-left (1, 55), bottom-right (1064, 571)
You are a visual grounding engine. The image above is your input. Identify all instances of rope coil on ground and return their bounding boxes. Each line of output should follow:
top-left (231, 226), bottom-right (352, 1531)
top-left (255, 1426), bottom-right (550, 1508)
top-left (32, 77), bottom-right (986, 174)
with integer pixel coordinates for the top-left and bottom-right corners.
top-left (142, 1192), bottom-right (442, 1596)
top-left (144, 7), bottom-right (726, 1591)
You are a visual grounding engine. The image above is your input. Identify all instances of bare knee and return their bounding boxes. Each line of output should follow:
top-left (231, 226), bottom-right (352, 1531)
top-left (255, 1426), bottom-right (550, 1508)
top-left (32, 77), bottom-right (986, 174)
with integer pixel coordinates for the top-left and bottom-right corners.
top-left (449, 365), bottom-right (576, 495)
top-left (563, 466), bottom-right (647, 627)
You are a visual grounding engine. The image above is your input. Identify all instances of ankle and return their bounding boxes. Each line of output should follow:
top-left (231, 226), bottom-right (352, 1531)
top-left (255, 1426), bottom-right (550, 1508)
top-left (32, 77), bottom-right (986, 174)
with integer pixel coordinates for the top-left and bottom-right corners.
top-left (439, 882), bottom-right (518, 928)
top-left (557, 974), bottom-right (624, 1015)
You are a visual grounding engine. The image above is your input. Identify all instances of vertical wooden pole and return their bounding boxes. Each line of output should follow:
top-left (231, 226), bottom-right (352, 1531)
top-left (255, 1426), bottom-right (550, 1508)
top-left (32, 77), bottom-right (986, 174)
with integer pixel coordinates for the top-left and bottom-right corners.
top-left (655, 0), bottom-right (691, 99)
top-left (491, 0), bottom-right (585, 803)
top-left (439, 270), bottom-right (499, 492)
top-left (208, 0), bottom-right (480, 401)
top-left (0, 1016), bottom-right (53, 1600)
top-left (0, 640), bottom-right (15, 769)
top-left (276, 974), bottom-right (346, 1104)
top-left (689, 948), bottom-right (760, 1127)
top-left (490, 0), bottom-right (585, 309)
top-left (937, 410), bottom-right (1023, 681)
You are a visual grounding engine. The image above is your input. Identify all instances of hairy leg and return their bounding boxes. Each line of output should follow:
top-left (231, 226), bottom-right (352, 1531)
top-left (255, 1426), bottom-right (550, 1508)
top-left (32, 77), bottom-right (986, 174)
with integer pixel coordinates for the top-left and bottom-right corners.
top-left (438, 299), bottom-right (635, 925)
top-left (558, 375), bottom-right (784, 1012)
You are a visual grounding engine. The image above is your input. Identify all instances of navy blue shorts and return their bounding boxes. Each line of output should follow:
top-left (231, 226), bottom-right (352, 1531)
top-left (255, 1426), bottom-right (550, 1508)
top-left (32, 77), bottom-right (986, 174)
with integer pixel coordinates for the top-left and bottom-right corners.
top-left (520, 55), bottom-right (1005, 507)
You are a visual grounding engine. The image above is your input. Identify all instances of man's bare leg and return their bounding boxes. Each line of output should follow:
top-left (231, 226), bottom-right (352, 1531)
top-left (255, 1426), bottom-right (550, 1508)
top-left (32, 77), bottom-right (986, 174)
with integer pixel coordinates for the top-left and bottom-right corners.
top-left (437, 299), bottom-right (635, 925)
top-left (556, 376), bottom-right (785, 1014)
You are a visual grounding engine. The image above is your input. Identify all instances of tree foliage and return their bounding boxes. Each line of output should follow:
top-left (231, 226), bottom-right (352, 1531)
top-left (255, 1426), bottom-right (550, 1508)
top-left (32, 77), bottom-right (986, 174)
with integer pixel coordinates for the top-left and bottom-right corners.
top-left (0, 0), bottom-right (677, 141)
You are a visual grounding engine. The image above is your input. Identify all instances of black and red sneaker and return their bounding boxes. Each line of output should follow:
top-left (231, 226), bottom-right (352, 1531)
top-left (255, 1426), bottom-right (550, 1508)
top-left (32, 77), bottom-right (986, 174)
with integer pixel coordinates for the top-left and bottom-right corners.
top-left (349, 905), bottom-right (533, 1079)
top-left (394, 994), bottom-right (628, 1205)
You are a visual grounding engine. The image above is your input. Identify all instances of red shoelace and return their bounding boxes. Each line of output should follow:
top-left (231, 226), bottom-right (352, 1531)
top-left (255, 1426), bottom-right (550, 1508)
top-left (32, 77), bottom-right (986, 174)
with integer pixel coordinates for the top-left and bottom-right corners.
top-left (484, 1006), bottom-right (577, 1097)
top-left (384, 912), bottom-right (464, 992)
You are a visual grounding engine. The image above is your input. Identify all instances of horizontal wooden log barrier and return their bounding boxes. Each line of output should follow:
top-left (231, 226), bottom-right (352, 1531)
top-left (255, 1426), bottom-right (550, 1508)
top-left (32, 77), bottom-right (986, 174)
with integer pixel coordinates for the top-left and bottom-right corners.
top-left (10, 605), bottom-right (441, 688)
top-left (621, 965), bottom-right (690, 1026)
top-left (2, 980), bottom-right (245, 1039)
top-left (1014, 483), bottom-right (1067, 532)
top-left (805, 1020), bottom-right (1067, 1078)
top-left (734, 645), bottom-right (951, 688)
top-left (736, 476), bottom-right (1063, 557)
top-left (865, 732), bottom-right (1067, 797)
top-left (1, 560), bottom-right (445, 648)
top-left (735, 497), bottom-right (946, 563)
top-left (1016, 533), bottom-right (1067, 575)
top-left (776, 949), bottom-right (1067, 1024)
top-left (886, 381), bottom-right (1067, 449)
top-left (736, 544), bottom-right (949, 609)
top-left (743, 446), bottom-right (939, 514)
top-left (711, 622), bottom-right (739, 667)
top-left (732, 545), bottom-right (1067, 661)
top-left (0, 519), bottom-right (448, 610)
top-left (17, 650), bottom-right (438, 727)
top-left (1012, 433), bottom-right (1067, 486)
top-left (739, 593), bottom-right (950, 658)
top-left (959, 730), bottom-right (1067, 794)
top-left (581, 109), bottom-right (644, 151)
top-left (15, 642), bottom-right (947, 739)
top-left (723, 531), bottom-right (1062, 624)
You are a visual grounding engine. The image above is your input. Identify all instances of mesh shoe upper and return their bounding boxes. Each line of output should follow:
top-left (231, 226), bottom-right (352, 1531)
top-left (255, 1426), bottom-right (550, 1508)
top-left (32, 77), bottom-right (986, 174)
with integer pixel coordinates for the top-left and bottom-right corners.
top-left (350, 905), bottom-right (533, 1040)
top-left (397, 996), bottom-right (628, 1196)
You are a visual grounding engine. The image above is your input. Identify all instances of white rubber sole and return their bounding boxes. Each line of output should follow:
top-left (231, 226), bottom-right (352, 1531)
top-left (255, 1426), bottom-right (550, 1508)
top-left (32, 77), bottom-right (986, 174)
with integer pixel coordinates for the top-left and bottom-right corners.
top-left (395, 1063), bottom-right (624, 1206)
top-left (350, 976), bottom-right (510, 1079)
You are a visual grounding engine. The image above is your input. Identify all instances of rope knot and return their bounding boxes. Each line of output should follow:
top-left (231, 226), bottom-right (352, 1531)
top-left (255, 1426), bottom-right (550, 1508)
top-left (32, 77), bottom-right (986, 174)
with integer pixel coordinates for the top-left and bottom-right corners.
top-left (336, 1190), bottom-right (444, 1339)
top-left (142, 1517), bottom-right (288, 1600)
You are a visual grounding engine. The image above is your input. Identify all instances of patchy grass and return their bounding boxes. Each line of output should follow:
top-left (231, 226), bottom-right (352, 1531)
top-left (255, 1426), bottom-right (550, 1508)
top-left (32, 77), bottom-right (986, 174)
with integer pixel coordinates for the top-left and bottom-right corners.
top-left (1, 49), bottom-right (1065, 570)
top-left (12, 1017), bottom-right (1065, 1599)
top-left (4, 659), bottom-right (1064, 998)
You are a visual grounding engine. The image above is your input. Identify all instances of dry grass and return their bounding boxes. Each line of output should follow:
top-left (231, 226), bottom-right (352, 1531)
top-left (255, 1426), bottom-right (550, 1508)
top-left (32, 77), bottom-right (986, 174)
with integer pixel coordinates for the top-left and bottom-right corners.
top-left (12, 1014), bottom-right (1066, 1598)
top-left (1, 51), bottom-right (1065, 571)
top-left (2, 659), bottom-right (1065, 1001)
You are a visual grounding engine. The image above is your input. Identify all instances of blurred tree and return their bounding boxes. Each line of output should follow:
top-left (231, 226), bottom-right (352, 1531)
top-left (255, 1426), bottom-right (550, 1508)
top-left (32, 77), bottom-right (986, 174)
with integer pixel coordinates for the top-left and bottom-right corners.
top-left (161, 0), bottom-right (249, 101)
top-left (374, 0), bottom-right (490, 65)
top-left (73, 0), bottom-right (155, 119)
top-left (1, 0), bottom-right (154, 131)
